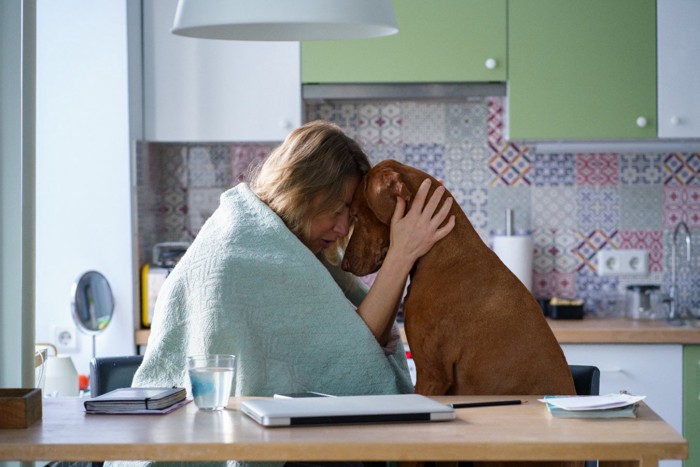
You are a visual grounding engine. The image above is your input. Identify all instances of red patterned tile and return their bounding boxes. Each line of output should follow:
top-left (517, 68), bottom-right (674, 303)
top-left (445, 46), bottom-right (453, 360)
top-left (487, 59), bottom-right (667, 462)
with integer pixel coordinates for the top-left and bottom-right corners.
top-left (533, 271), bottom-right (577, 299)
top-left (487, 96), bottom-right (504, 148)
top-left (576, 153), bottom-right (619, 186)
top-left (663, 186), bottom-right (700, 228)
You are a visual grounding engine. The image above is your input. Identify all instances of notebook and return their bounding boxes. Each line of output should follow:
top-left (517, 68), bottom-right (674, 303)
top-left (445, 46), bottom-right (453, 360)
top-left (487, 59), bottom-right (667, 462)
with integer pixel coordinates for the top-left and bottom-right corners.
top-left (240, 393), bottom-right (455, 427)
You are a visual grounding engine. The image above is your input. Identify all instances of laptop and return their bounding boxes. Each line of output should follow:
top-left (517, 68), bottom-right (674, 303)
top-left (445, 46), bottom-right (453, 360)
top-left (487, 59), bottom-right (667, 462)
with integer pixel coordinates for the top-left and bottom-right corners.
top-left (240, 393), bottom-right (456, 427)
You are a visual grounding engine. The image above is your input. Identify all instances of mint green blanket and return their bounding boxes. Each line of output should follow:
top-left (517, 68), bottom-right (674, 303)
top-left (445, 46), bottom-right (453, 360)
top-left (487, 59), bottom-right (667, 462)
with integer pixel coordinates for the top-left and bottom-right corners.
top-left (109, 184), bottom-right (411, 467)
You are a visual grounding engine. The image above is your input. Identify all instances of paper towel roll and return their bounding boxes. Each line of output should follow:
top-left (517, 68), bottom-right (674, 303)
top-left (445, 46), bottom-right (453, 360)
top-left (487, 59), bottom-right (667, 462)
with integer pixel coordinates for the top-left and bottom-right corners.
top-left (493, 235), bottom-right (534, 292)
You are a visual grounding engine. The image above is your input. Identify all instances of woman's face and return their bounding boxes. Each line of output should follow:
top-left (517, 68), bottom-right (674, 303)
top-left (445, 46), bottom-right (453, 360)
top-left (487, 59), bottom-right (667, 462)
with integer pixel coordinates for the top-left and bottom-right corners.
top-left (303, 176), bottom-right (360, 254)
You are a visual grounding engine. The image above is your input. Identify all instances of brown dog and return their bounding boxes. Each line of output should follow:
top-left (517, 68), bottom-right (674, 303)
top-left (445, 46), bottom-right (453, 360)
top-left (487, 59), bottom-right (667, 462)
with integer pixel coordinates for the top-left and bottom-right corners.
top-left (342, 160), bottom-right (576, 397)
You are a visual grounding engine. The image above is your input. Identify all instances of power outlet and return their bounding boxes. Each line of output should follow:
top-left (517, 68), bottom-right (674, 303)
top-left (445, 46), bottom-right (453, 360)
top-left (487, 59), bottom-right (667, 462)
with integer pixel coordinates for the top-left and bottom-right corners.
top-left (596, 249), bottom-right (649, 276)
top-left (54, 325), bottom-right (79, 352)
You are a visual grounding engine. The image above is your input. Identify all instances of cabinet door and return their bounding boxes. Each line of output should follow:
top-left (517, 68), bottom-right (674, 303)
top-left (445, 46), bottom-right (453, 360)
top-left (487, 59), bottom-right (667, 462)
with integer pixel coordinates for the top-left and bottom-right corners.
top-left (658, 0), bottom-right (700, 138)
top-left (562, 344), bottom-right (682, 467)
top-left (684, 346), bottom-right (700, 467)
top-left (508, 0), bottom-right (657, 140)
top-left (301, 0), bottom-right (506, 83)
top-left (143, 0), bottom-right (301, 142)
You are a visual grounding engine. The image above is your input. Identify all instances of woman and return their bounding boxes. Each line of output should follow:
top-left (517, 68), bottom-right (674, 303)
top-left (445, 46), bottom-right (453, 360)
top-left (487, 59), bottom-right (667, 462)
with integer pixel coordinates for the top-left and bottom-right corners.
top-left (131, 120), bottom-right (454, 399)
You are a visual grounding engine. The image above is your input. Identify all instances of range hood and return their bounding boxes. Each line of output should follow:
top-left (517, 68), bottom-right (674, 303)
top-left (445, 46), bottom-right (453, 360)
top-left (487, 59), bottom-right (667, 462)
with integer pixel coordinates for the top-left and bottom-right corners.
top-left (302, 83), bottom-right (506, 101)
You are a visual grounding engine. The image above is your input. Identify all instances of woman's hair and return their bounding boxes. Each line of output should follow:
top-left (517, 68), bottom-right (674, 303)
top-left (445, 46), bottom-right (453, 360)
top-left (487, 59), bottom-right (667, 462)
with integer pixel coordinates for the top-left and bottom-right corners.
top-left (249, 120), bottom-right (371, 248)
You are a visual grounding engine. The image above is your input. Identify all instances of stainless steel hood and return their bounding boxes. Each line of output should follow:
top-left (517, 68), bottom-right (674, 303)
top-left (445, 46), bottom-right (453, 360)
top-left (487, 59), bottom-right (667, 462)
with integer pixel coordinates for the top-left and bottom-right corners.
top-left (302, 83), bottom-right (506, 101)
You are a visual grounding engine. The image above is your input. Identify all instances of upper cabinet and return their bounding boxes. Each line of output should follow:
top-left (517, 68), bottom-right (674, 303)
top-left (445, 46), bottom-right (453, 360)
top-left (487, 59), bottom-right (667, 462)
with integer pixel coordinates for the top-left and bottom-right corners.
top-left (507, 0), bottom-right (657, 141)
top-left (142, 0), bottom-right (301, 142)
top-left (301, 0), bottom-right (506, 84)
top-left (658, 0), bottom-right (700, 138)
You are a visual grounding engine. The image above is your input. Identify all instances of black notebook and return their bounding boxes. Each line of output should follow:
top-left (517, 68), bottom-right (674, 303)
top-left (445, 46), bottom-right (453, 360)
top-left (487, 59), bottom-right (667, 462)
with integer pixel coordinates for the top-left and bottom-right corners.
top-left (84, 387), bottom-right (186, 412)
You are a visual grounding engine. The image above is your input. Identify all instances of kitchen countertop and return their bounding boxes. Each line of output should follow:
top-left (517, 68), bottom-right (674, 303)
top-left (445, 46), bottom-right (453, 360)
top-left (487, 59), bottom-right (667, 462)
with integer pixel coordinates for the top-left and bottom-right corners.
top-left (136, 317), bottom-right (700, 347)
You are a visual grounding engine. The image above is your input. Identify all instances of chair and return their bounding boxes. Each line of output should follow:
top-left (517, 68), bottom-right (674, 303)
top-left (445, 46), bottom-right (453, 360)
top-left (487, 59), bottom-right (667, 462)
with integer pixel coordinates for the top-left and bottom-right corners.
top-left (569, 364), bottom-right (600, 396)
top-left (89, 355), bottom-right (144, 397)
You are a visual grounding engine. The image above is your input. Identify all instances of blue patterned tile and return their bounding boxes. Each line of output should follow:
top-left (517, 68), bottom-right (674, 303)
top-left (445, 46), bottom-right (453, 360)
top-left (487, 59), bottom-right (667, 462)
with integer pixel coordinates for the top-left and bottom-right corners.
top-left (619, 185), bottom-right (663, 229)
top-left (363, 143), bottom-right (403, 167)
top-left (532, 152), bottom-right (576, 186)
top-left (188, 145), bottom-right (231, 188)
top-left (576, 187), bottom-right (619, 231)
top-left (576, 267), bottom-right (620, 313)
top-left (444, 143), bottom-right (491, 189)
top-left (305, 102), bottom-right (360, 139)
top-left (403, 143), bottom-right (445, 180)
top-left (620, 153), bottom-right (664, 184)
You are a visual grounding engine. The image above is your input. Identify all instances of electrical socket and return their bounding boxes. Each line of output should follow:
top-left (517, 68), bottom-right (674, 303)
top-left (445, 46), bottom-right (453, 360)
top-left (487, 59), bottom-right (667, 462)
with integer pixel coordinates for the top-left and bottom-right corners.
top-left (596, 249), bottom-right (649, 276)
top-left (54, 325), bottom-right (78, 351)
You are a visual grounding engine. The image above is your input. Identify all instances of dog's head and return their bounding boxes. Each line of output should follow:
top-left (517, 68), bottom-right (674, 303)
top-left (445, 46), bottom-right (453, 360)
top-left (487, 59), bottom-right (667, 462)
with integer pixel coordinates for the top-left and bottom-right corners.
top-left (341, 160), bottom-right (429, 276)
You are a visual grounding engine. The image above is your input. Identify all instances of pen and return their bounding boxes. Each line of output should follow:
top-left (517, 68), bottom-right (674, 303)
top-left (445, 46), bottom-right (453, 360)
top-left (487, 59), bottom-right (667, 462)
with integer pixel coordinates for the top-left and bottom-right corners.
top-left (450, 399), bottom-right (522, 409)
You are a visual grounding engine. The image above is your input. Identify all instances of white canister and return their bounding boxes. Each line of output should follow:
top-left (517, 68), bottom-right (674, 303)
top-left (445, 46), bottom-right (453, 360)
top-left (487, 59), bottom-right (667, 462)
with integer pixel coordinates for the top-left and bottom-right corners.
top-left (44, 355), bottom-right (79, 397)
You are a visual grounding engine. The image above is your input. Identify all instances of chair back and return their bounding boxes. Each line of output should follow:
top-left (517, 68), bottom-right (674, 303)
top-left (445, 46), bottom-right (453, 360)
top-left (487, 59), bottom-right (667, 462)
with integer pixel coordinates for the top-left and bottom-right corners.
top-left (569, 364), bottom-right (600, 396)
top-left (89, 355), bottom-right (144, 397)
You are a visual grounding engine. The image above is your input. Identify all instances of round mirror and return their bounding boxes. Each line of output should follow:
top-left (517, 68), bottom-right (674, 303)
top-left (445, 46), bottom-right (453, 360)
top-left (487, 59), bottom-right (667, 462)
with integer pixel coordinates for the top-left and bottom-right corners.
top-left (71, 271), bottom-right (114, 335)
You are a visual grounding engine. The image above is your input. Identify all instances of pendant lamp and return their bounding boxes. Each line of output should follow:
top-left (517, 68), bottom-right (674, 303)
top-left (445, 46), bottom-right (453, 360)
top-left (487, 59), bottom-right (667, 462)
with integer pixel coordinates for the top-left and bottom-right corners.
top-left (171, 0), bottom-right (399, 41)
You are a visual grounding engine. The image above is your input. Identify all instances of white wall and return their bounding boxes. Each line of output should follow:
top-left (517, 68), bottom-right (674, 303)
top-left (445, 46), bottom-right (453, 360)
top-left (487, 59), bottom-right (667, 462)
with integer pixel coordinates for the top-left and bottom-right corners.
top-left (35, 0), bottom-right (136, 376)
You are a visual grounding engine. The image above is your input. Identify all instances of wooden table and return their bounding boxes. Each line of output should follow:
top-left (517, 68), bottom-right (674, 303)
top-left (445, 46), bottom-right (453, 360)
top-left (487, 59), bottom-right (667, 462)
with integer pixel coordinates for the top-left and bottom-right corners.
top-left (0, 396), bottom-right (687, 466)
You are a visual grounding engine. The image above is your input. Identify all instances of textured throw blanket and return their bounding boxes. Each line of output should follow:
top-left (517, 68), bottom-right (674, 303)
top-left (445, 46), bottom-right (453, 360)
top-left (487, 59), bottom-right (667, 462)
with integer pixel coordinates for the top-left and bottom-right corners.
top-left (107, 183), bottom-right (412, 467)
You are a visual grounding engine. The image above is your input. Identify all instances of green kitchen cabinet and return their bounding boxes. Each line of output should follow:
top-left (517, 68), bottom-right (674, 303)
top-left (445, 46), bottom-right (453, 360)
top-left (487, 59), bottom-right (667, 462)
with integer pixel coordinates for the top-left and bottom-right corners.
top-left (301, 0), bottom-right (506, 83)
top-left (508, 0), bottom-right (657, 140)
top-left (685, 345), bottom-right (700, 467)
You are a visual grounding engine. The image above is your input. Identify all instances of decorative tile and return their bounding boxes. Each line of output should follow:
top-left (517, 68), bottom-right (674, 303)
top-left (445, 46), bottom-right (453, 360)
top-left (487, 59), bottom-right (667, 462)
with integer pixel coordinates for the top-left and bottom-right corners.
top-left (188, 145), bottom-right (231, 188)
top-left (487, 96), bottom-right (505, 148)
top-left (532, 152), bottom-right (576, 186)
top-left (576, 187), bottom-right (619, 231)
top-left (663, 152), bottom-right (700, 186)
top-left (401, 102), bottom-right (446, 144)
top-left (402, 144), bottom-right (445, 180)
top-left (487, 186), bottom-right (531, 234)
top-left (531, 186), bottom-right (577, 229)
top-left (459, 188), bottom-right (488, 232)
top-left (444, 143), bottom-right (491, 189)
top-left (358, 102), bottom-right (402, 145)
top-left (618, 185), bottom-right (663, 229)
top-left (576, 153), bottom-right (619, 186)
top-left (663, 186), bottom-right (700, 228)
top-left (576, 268), bottom-right (620, 313)
top-left (446, 99), bottom-right (488, 145)
top-left (572, 229), bottom-right (620, 273)
top-left (488, 141), bottom-right (533, 186)
top-left (231, 143), bottom-right (276, 184)
top-left (620, 153), bottom-right (664, 184)
top-left (305, 102), bottom-right (360, 139)
top-left (363, 143), bottom-right (403, 167)
top-left (533, 228), bottom-right (579, 274)
top-left (618, 230), bottom-right (664, 272)
top-left (532, 271), bottom-right (577, 300)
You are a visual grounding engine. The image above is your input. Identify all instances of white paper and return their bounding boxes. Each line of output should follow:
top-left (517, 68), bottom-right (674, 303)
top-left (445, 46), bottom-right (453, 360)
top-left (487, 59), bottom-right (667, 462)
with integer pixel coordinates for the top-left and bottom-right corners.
top-left (538, 393), bottom-right (646, 411)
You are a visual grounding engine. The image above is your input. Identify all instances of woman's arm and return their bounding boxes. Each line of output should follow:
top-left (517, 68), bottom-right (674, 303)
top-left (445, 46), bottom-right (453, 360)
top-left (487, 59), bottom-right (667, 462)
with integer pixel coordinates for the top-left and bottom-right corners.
top-left (356, 179), bottom-right (455, 346)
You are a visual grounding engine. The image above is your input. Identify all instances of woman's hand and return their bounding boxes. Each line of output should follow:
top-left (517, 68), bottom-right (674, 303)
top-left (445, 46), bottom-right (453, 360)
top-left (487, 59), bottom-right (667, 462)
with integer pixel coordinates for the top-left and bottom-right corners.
top-left (388, 178), bottom-right (456, 266)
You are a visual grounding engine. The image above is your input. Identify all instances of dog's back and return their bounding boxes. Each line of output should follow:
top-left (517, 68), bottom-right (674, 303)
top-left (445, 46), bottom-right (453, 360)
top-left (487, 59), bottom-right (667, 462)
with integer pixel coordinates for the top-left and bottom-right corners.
top-left (343, 160), bottom-right (575, 397)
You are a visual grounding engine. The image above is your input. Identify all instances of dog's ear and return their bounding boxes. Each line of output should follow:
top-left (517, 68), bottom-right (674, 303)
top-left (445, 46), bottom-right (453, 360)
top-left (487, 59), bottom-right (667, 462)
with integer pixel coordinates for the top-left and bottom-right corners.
top-left (365, 168), bottom-right (412, 224)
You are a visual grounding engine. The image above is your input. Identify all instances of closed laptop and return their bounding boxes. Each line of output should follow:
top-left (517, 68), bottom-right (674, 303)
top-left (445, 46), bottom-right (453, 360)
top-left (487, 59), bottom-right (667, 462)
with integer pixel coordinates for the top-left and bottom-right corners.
top-left (240, 393), bottom-right (455, 427)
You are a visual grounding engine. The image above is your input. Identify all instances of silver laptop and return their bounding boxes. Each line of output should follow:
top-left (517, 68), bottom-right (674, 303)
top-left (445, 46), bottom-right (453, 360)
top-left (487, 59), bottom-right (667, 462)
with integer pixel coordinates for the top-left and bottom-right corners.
top-left (240, 393), bottom-right (455, 427)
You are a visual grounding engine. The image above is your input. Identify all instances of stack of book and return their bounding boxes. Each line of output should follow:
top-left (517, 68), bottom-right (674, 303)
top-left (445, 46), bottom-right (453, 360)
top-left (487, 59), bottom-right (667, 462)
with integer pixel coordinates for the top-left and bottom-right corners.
top-left (84, 387), bottom-right (188, 414)
top-left (540, 393), bottom-right (645, 419)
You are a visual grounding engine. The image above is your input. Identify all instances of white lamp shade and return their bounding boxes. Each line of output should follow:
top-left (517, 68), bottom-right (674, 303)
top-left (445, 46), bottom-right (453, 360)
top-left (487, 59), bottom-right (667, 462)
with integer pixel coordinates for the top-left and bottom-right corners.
top-left (171, 0), bottom-right (399, 41)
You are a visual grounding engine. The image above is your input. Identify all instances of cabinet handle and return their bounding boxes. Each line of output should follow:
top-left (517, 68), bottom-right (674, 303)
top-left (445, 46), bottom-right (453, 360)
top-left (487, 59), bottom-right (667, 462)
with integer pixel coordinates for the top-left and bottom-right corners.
top-left (670, 116), bottom-right (681, 126)
top-left (485, 58), bottom-right (497, 70)
top-left (636, 116), bottom-right (648, 128)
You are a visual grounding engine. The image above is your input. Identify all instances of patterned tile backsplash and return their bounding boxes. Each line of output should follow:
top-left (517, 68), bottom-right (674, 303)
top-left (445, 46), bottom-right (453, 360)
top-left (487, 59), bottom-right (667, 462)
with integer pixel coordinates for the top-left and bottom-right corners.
top-left (136, 96), bottom-right (700, 315)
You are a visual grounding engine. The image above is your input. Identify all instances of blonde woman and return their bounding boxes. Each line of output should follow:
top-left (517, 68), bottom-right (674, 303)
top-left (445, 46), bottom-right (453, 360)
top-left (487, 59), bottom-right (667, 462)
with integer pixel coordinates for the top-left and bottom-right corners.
top-left (132, 120), bottom-right (454, 401)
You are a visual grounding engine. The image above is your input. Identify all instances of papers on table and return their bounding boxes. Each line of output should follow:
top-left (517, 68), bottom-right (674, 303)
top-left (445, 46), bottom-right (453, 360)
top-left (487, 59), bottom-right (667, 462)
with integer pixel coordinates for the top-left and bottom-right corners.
top-left (539, 393), bottom-right (645, 419)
